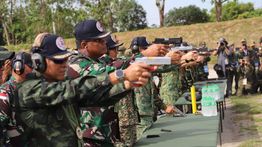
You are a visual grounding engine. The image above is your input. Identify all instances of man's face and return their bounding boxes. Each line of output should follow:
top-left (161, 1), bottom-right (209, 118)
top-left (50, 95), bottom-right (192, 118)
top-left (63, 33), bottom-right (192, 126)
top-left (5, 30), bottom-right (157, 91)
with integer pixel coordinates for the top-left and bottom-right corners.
top-left (83, 38), bottom-right (107, 58)
top-left (44, 58), bottom-right (68, 81)
top-left (19, 65), bottom-right (33, 80)
top-left (108, 48), bottom-right (118, 59)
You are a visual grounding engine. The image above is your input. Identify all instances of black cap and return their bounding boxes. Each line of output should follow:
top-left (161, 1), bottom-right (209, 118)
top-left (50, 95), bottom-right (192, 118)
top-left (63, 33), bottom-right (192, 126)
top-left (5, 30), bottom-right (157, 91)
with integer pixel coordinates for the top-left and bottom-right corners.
top-left (0, 47), bottom-right (15, 61)
top-left (34, 35), bottom-right (71, 59)
top-left (106, 35), bottom-right (123, 50)
top-left (130, 36), bottom-right (150, 48)
top-left (74, 19), bottom-right (111, 41)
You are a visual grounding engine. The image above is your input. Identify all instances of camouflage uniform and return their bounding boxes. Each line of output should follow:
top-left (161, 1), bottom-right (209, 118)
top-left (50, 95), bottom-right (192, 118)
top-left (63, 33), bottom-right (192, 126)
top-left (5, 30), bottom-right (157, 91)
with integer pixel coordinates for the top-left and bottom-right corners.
top-left (67, 53), bottom-right (130, 146)
top-left (135, 65), bottom-right (175, 140)
top-left (239, 49), bottom-right (256, 94)
top-left (0, 77), bottom-right (23, 146)
top-left (102, 54), bottom-right (139, 147)
top-left (160, 66), bottom-right (182, 106)
top-left (115, 91), bottom-right (138, 147)
top-left (15, 70), bottom-right (127, 147)
top-left (135, 79), bottom-right (155, 140)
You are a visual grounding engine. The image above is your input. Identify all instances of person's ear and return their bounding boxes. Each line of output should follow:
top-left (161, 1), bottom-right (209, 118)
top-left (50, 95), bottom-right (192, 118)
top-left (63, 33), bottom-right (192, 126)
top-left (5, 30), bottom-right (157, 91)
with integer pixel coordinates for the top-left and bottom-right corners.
top-left (80, 41), bottom-right (88, 49)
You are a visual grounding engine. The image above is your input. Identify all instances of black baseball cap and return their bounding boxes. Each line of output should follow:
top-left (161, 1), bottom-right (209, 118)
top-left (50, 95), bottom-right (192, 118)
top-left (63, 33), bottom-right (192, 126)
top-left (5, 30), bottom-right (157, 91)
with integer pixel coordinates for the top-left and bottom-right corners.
top-left (74, 19), bottom-right (111, 41)
top-left (106, 35), bottom-right (123, 50)
top-left (130, 36), bottom-right (150, 48)
top-left (0, 47), bottom-right (15, 61)
top-left (36, 35), bottom-right (71, 59)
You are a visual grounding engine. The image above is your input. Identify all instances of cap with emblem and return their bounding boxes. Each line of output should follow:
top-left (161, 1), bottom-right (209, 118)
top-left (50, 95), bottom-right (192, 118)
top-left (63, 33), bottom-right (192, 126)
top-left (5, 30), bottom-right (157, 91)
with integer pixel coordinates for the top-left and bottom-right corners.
top-left (74, 19), bottom-right (111, 41)
top-left (106, 35), bottom-right (123, 50)
top-left (37, 35), bottom-right (71, 59)
top-left (130, 36), bottom-right (150, 49)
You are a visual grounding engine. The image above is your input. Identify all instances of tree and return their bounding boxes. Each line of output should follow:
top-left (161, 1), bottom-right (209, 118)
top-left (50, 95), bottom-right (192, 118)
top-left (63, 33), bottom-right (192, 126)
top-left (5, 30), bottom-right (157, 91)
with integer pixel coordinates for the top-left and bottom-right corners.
top-left (156, 0), bottom-right (165, 27)
top-left (84, 0), bottom-right (147, 32)
top-left (221, 1), bottom-right (254, 20)
top-left (202, 0), bottom-right (228, 22)
top-left (115, 0), bottom-right (147, 31)
top-left (165, 5), bottom-right (209, 26)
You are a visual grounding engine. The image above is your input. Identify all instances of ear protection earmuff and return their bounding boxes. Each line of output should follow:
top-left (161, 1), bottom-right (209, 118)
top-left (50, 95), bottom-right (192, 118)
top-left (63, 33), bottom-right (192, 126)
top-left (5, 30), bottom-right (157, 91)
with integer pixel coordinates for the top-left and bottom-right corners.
top-left (31, 51), bottom-right (46, 73)
top-left (132, 37), bottom-right (139, 54)
top-left (31, 34), bottom-right (50, 73)
top-left (12, 52), bottom-right (25, 75)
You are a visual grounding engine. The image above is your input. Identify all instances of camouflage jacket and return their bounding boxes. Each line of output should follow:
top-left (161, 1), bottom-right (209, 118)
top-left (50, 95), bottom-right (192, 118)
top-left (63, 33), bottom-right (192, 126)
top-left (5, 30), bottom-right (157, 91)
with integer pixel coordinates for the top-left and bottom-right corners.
top-left (160, 66), bottom-right (182, 105)
top-left (0, 77), bottom-right (23, 146)
top-left (15, 71), bottom-right (124, 147)
top-left (66, 53), bottom-right (129, 144)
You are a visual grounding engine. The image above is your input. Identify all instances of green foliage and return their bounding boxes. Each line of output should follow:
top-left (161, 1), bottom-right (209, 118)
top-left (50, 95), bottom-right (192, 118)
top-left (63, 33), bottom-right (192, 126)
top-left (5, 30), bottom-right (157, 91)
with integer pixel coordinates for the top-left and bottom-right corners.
top-left (115, 0), bottom-right (147, 32)
top-left (0, 0), bottom-right (147, 46)
top-left (222, 1), bottom-right (254, 20)
top-left (165, 5), bottom-right (209, 26)
top-left (85, 0), bottom-right (147, 32)
top-left (209, 1), bottom-right (261, 21)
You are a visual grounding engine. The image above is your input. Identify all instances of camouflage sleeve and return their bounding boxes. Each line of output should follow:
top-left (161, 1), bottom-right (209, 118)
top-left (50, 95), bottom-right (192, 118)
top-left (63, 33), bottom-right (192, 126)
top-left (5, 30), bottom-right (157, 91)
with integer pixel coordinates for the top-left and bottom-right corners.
top-left (66, 55), bottom-right (130, 105)
top-left (0, 92), bottom-right (10, 126)
top-left (154, 64), bottom-right (178, 73)
top-left (17, 72), bottom-right (124, 108)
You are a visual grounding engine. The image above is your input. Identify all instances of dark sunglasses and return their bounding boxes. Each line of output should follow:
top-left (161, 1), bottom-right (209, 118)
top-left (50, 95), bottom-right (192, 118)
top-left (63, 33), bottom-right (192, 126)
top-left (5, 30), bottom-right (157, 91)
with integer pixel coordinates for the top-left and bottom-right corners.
top-left (88, 39), bottom-right (106, 43)
top-left (51, 58), bottom-right (68, 64)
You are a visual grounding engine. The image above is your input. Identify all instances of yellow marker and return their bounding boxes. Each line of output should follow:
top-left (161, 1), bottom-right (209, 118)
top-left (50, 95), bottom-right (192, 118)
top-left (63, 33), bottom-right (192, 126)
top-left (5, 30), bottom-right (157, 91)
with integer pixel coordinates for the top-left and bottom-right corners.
top-left (191, 85), bottom-right (197, 114)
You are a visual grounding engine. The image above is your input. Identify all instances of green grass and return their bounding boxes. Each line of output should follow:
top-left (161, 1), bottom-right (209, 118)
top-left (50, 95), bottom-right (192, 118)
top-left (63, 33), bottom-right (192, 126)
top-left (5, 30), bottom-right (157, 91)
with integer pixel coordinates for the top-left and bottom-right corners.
top-left (4, 17), bottom-right (262, 52)
top-left (230, 94), bottom-right (262, 145)
top-left (239, 139), bottom-right (262, 147)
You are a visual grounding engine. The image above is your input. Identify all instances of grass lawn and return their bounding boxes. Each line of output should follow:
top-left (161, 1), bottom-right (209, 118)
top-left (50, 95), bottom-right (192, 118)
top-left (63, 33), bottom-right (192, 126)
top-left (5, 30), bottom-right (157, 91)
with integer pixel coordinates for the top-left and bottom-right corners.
top-left (230, 94), bottom-right (262, 146)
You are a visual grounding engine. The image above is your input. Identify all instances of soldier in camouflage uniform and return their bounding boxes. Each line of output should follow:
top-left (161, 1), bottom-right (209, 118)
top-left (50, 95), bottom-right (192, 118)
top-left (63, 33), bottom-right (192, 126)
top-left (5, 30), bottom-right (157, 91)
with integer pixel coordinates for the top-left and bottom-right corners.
top-left (130, 37), bottom-right (178, 140)
top-left (238, 39), bottom-right (256, 95)
top-left (67, 20), bottom-right (126, 146)
top-left (105, 35), bottom-right (138, 146)
top-left (0, 52), bottom-right (32, 146)
top-left (160, 65), bottom-right (181, 106)
top-left (15, 33), bottom-right (151, 146)
top-left (68, 20), bottom-right (162, 146)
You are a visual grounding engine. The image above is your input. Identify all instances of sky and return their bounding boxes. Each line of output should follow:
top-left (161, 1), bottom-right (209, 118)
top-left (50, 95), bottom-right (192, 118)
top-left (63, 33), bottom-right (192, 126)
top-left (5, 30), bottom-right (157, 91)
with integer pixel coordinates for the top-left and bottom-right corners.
top-left (136, 0), bottom-right (262, 26)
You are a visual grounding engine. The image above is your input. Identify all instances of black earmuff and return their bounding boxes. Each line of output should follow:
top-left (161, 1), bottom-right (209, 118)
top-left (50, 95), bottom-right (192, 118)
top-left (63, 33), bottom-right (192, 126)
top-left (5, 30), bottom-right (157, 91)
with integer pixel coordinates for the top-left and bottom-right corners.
top-left (31, 46), bottom-right (46, 73)
top-left (12, 52), bottom-right (25, 75)
top-left (31, 50), bottom-right (46, 73)
top-left (132, 37), bottom-right (139, 54)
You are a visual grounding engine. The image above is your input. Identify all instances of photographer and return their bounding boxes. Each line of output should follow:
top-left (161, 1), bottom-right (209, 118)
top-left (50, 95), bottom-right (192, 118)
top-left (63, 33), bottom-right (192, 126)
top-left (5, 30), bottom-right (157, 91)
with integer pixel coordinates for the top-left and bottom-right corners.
top-left (239, 39), bottom-right (257, 94)
top-left (213, 38), bottom-right (230, 78)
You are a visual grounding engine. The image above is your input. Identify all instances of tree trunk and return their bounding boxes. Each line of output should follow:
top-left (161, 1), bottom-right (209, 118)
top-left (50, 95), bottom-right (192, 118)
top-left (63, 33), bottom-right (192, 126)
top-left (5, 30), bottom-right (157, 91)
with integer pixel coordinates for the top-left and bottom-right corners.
top-left (156, 0), bottom-right (165, 27)
top-left (215, 1), bottom-right (222, 22)
top-left (2, 22), bottom-right (10, 46)
top-left (108, 9), bottom-right (114, 32)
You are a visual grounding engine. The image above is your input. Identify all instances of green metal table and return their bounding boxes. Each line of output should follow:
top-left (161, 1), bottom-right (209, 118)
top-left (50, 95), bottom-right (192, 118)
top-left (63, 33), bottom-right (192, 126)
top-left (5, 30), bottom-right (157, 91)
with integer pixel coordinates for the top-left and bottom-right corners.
top-left (174, 96), bottom-right (224, 132)
top-left (136, 115), bottom-right (220, 147)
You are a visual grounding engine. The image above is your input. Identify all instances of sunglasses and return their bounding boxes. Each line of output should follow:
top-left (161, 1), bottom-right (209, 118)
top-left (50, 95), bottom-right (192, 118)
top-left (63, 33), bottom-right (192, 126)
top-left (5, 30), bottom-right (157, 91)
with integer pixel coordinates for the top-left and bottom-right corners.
top-left (51, 58), bottom-right (68, 64)
top-left (88, 39), bottom-right (106, 44)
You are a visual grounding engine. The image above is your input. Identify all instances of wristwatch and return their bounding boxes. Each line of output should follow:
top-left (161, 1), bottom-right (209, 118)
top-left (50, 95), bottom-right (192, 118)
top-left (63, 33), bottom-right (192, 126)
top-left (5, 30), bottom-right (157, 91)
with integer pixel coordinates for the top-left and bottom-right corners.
top-left (115, 69), bottom-right (125, 82)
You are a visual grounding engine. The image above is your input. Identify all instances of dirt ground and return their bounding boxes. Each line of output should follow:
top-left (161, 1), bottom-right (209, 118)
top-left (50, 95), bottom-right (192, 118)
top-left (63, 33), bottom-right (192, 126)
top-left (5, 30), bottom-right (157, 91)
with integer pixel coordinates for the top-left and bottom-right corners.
top-left (208, 64), bottom-right (261, 147)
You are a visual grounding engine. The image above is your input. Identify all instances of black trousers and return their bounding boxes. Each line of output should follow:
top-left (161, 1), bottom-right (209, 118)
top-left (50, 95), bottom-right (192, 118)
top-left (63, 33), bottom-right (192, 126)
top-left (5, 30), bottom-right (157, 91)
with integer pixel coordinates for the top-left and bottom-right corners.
top-left (226, 67), bottom-right (240, 96)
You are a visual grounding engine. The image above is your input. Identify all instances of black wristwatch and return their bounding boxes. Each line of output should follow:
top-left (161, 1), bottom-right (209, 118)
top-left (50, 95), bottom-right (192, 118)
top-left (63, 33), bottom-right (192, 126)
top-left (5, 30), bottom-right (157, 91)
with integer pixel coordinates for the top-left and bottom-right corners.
top-left (115, 69), bottom-right (125, 82)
